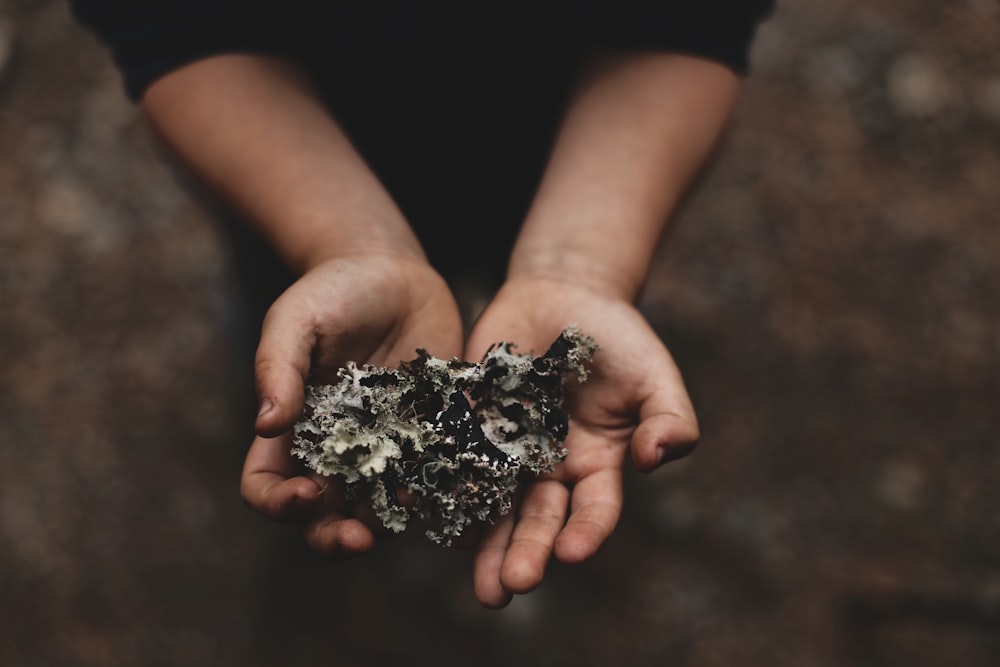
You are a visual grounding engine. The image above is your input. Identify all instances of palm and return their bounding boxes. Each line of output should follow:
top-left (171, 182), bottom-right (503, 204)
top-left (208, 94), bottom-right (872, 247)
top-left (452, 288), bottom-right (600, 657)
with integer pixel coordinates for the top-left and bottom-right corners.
top-left (241, 254), bottom-right (463, 554)
top-left (466, 277), bottom-right (698, 607)
top-left (276, 255), bottom-right (460, 373)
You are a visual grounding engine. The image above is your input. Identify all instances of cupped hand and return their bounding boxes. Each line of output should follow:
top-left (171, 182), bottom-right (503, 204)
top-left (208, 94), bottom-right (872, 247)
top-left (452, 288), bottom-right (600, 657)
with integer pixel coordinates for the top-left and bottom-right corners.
top-left (240, 252), bottom-right (463, 554)
top-left (465, 277), bottom-right (699, 608)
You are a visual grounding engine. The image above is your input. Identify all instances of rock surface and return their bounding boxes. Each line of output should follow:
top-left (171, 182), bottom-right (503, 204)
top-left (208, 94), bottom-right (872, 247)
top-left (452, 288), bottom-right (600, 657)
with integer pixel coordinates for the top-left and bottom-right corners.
top-left (2, 1), bottom-right (999, 666)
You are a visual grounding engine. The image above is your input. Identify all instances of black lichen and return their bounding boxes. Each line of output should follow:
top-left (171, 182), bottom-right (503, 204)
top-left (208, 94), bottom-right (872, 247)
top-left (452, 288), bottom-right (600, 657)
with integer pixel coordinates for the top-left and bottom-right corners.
top-left (291, 326), bottom-right (599, 544)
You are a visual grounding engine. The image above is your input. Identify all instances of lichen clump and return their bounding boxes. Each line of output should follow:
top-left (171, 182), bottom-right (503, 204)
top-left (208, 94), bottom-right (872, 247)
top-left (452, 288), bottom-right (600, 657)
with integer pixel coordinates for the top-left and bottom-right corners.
top-left (291, 326), bottom-right (598, 545)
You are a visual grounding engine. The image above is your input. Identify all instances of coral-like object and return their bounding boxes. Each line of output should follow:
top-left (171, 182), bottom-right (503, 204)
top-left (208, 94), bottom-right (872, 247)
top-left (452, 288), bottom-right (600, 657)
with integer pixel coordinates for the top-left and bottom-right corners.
top-left (291, 326), bottom-right (598, 545)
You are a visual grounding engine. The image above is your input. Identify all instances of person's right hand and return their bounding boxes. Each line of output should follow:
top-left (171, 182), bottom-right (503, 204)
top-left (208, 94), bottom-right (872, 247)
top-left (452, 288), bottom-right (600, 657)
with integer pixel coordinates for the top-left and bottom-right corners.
top-left (239, 251), bottom-right (463, 555)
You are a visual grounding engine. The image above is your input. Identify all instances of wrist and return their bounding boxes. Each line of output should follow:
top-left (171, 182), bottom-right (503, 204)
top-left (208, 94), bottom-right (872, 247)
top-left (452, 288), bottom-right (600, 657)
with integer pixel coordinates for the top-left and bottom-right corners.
top-left (270, 204), bottom-right (427, 273)
top-left (295, 233), bottom-right (427, 273)
top-left (507, 244), bottom-right (644, 302)
top-left (289, 239), bottom-right (430, 274)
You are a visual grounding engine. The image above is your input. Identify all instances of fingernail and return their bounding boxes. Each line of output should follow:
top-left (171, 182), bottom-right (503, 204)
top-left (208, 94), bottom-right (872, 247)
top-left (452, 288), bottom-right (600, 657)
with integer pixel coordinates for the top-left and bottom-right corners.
top-left (655, 446), bottom-right (668, 467)
top-left (257, 399), bottom-right (274, 419)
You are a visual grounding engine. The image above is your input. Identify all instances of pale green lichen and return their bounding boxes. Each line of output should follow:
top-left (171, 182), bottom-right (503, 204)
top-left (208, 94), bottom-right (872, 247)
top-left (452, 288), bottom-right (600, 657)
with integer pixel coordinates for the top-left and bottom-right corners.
top-left (291, 326), bottom-right (599, 544)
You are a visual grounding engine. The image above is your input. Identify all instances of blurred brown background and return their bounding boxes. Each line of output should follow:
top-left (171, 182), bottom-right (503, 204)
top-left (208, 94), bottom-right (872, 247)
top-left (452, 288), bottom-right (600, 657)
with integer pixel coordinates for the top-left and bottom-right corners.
top-left (2, 1), bottom-right (998, 665)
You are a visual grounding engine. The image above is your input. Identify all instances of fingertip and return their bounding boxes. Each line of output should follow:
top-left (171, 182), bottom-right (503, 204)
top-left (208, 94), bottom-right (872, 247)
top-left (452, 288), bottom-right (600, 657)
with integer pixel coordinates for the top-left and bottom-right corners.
top-left (554, 528), bottom-right (601, 564)
top-left (631, 413), bottom-right (699, 473)
top-left (254, 321), bottom-right (311, 436)
top-left (254, 413), bottom-right (289, 439)
top-left (473, 516), bottom-right (515, 609)
top-left (290, 478), bottom-right (323, 511)
top-left (339, 520), bottom-right (377, 553)
top-left (500, 554), bottom-right (545, 594)
top-left (476, 580), bottom-right (514, 610)
top-left (255, 388), bottom-right (305, 437)
top-left (254, 397), bottom-right (276, 432)
top-left (474, 559), bottom-right (513, 608)
top-left (242, 476), bottom-right (321, 521)
top-left (305, 517), bottom-right (376, 557)
top-left (658, 439), bottom-right (698, 466)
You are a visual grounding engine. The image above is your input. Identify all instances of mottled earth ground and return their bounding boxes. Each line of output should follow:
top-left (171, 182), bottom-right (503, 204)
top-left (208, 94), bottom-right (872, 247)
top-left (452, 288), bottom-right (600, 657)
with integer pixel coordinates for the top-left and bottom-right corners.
top-left (2, 1), bottom-right (999, 666)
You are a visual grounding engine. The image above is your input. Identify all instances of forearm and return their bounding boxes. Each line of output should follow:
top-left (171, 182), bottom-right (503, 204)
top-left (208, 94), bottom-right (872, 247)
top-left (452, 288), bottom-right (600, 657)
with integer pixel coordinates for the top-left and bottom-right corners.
top-left (509, 53), bottom-right (740, 301)
top-left (142, 54), bottom-right (424, 273)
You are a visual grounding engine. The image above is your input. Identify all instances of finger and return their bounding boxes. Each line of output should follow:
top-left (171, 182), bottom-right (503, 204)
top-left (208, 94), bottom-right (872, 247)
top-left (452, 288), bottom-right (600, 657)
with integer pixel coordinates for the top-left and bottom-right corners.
top-left (630, 374), bottom-right (700, 473)
top-left (632, 412), bottom-right (699, 471)
top-left (631, 410), bottom-right (699, 472)
top-left (241, 434), bottom-right (322, 520)
top-left (473, 512), bottom-right (516, 609)
top-left (303, 513), bottom-right (376, 556)
top-left (499, 480), bottom-right (569, 594)
top-left (254, 299), bottom-right (317, 437)
top-left (554, 468), bottom-right (623, 564)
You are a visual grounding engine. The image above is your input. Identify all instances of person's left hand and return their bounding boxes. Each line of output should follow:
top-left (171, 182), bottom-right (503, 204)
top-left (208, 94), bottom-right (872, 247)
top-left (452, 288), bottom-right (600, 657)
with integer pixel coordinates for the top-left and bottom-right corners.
top-left (464, 276), bottom-right (699, 608)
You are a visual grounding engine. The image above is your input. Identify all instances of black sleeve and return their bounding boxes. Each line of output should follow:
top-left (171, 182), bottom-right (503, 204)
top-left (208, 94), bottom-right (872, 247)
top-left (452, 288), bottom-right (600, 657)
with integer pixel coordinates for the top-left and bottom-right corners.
top-left (69, 0), bottom-right (293, 101)
top-left (582, 0), bottom-right (775, 75)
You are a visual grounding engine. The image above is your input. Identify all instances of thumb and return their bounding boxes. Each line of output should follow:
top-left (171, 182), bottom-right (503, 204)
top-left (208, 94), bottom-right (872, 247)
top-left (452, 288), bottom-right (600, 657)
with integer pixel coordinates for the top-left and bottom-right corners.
top-left (254, 301), bottom-right (316, 437)
top-left (629, 375), bottom-right (699, 473)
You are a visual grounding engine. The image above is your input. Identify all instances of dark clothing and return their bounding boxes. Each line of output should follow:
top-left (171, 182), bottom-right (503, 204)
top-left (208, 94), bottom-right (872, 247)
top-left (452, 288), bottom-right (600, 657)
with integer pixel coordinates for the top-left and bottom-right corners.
top-left (70, 1), bottom-right (773, 288)
top-left (71, 1), bottom-right (773, 101)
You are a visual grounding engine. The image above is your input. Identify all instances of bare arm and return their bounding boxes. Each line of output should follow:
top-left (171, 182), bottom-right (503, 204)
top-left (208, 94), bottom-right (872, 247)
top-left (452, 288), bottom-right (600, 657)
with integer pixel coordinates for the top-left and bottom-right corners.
top-left (143, 54), bottom-right (462, 552)
top-left (510, 52), bottom-right (739, 298)
top-left (142, 54), bottom-right (425, 272)
top-left (469, 53), bottom-right (740, 608)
